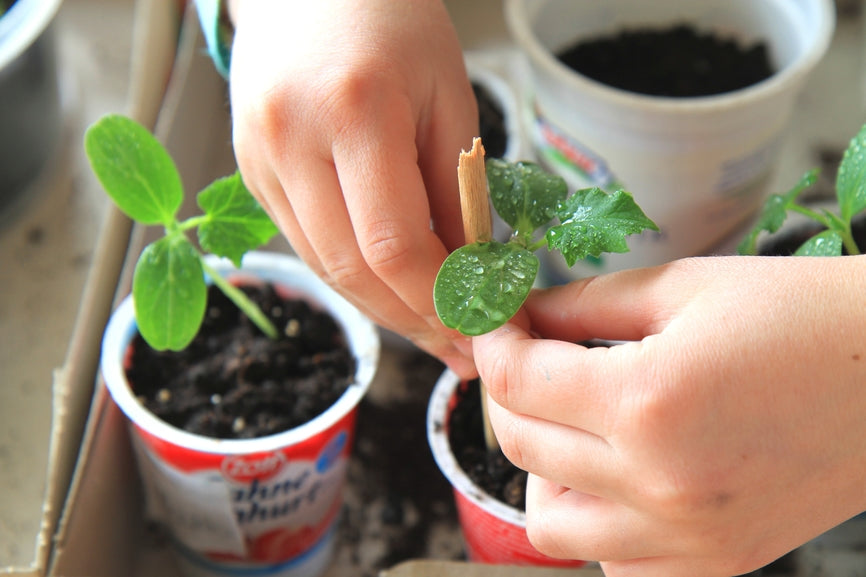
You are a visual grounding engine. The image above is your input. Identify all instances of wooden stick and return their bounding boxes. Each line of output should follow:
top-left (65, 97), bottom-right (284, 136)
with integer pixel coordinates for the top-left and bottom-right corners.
top-left (457, 137), bottom-right (499, 452)
top-left (458, 138), bottom-right (493, 244)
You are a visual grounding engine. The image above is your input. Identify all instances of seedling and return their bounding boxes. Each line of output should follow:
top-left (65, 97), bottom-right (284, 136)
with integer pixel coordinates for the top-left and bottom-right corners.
top-left (739, 123), bottom-right (866, 256)
top-left (434, 143), bottom-right (659, 336)
top-left (85, 114), bottom-right (279, 351)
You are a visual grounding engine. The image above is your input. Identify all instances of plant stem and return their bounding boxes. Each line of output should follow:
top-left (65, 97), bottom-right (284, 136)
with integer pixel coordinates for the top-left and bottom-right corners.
top-left (177, 215), bottom-right (210, 232)
top-left (790, 205), bottom-right (861, 255)
top-left (842, 233), bottom-right (861, 255)
top-left (200, 260), bottom-right (280, 339)
top-left (528, 238), bottom-right (549, 252)
top-left (458, 137), bottom-right (499, 453)
top-left (790, 204), bottom-right (832, 227)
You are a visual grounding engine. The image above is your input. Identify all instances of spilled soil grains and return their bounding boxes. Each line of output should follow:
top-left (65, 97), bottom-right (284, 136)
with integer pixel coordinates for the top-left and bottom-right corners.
top-left (558, 23), bottom-right (774, 97)
top-left (338, 351), bottom-right (461, 575)
top-left (125, 283), bottom-right (355, 439)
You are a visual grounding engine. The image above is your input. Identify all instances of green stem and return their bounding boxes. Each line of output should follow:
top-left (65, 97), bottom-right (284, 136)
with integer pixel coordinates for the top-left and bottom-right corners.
top-left (790, 205), bottom-right (861, 255)
top-left (200, 260), bottom-right (280, 339)
top-left (790, 204), bottom-right (832, 227)
top-left (842, 230), bottom-right (861, 255)
top-left (177, 215), bottom-right (210, 233)
top-left (527, 238), bottom-right (549, 252)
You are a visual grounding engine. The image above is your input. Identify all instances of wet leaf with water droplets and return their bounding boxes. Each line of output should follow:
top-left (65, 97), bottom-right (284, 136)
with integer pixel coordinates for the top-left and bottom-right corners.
top-left (549, 187), bottom-right (659, 266)
top-left (737, 169), bottom-right (819, 255)
top-left (434, 241), bottom-right (538, 336)
top-left (486, 158), bottom-right (567, 235)
top-left (837, 124), bottom-right (866, 222)
top-left (794, 230), bottom-right (844, 256)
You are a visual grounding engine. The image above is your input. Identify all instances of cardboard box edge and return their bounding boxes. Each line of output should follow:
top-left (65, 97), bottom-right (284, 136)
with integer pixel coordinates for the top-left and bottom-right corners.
top-left (380, 560), bottom-right (605, 577)
top-left (34, 1), bottom-right (184, 575)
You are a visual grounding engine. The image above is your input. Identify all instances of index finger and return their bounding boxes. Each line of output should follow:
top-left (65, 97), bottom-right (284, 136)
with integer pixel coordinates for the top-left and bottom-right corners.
top-left (330, 85), bottom-right (477, 339)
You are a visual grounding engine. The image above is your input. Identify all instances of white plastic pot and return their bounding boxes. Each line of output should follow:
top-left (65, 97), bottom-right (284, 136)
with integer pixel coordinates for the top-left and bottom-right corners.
top-left (101, 252), bottom-right (380, 577)
top-left (506, 0), bottom-right (835, 280)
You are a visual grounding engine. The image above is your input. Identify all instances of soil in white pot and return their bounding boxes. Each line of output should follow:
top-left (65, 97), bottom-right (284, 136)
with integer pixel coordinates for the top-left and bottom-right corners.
top-left (557, 23), bottom-right (774, 97)
top-left (126, 283), bottom-right (355, 440)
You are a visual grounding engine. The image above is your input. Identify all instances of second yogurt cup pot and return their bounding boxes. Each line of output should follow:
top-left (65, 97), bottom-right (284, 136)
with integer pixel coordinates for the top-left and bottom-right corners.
top-left (505, 0), bottom-right (835, 279)
top-left (427, 369), bottom-right (586, 567)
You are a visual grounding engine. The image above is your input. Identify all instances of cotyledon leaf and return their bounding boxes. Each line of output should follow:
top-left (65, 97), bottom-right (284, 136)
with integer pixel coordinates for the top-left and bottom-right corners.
top-left (434, 241), bottom-right (538, 336)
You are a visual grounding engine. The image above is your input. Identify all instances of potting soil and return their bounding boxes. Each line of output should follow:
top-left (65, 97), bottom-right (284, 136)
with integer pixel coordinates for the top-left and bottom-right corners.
top-left (557, 23), bottom-right (774, 97)
top-left (125, 283), bottom-right (355, 439)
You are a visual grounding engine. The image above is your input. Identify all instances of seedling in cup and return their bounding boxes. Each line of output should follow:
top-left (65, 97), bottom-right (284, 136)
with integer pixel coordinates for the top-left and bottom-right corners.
top-left (85, 113), bottom-right (279, 351)
top-left (739, 123), bottom-right (866, 256)
top-left (433, 138), bottom-right (657, 450)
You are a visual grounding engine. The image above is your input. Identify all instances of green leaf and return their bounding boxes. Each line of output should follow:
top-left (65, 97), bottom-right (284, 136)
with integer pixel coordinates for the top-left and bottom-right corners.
top-left (736, 169), bottom-right (819, 255)
top-left (434, 241), bottom-right (538, 336)
top-left (197, 171), bottom-right (279, 267)
top-left (84, 114), bottom-right (183, 226)
top-left (486, 159), bottom-right (568, 236)
top-left (794, 230), bottom-right (844, 256)
top-left (132, 235), bottom-right (207, 351)
top-left (836, 124), bottom-right (866, 222)
top-left (547, 188), bottom-right (659, 266)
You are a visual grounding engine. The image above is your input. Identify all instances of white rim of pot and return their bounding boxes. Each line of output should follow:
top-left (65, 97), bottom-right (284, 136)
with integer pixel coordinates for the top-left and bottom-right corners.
top-left (465, 55), bottom-right (525, 162)
top-left (504, 0), bottom-right (835, 114)
top-left (426, 368), bottom-right (527, 526)
top-left (0, 0), bottom-right (63, 71)
top-left (101, 251), bottom-right (380, 455)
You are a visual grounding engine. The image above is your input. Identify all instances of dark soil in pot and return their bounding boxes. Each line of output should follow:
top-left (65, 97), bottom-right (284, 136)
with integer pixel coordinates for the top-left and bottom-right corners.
top-left (449, 377), bottom-right (528, 509)
top-left (125, 282), bottom-right (355, 439)
top-left (557, 23), bottom-right (774, 97)
top-left (473, 81), bottom-right (508, 159)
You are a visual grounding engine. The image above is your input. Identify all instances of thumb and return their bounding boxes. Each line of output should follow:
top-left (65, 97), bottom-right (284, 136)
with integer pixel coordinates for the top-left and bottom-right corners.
top-left (525, 262), bottom-right (687, 343)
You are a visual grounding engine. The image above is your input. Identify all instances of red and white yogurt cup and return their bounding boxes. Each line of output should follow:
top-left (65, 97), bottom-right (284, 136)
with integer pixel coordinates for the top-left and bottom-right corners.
top-left (427, 369), bottom-right (586, 567)
top-left (101, 252), bottom-right (380, 577)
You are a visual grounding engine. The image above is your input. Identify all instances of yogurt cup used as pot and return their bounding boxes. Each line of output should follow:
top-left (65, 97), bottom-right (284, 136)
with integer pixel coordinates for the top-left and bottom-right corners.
top-left (101, 252), bottom-right (380, 577)
top-left (427, 369), bottom-right (586, 567)
top-left (505, 0), bottom-right (835, 279)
